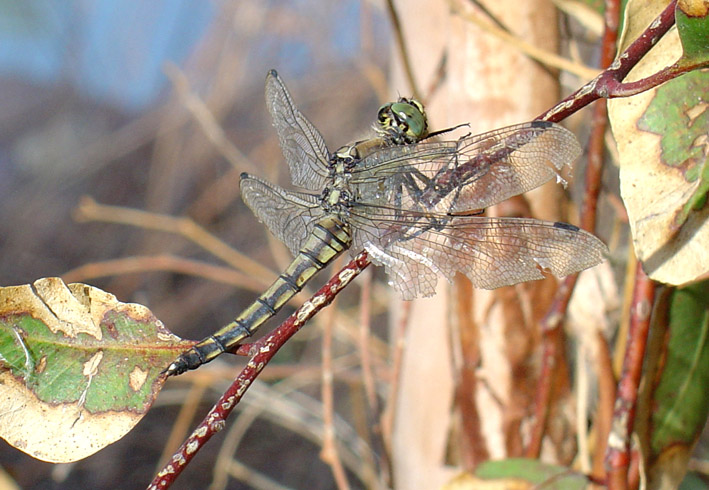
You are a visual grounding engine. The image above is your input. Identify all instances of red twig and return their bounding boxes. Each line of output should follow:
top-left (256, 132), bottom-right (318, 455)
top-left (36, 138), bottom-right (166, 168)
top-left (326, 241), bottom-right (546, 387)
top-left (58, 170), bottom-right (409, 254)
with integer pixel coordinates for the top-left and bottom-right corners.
top-left (526, 0), bottom-right (621, 458)
top-left (539, 0), bottom-right (677, 123)
top-left (605, 266), bottom-right (656, 489)
top-left (454, 277), bottom-right (489, 467)
top-left (526, 274), bottom-right (578, 458)
top-left (147, 252), bottom-right (371, 489)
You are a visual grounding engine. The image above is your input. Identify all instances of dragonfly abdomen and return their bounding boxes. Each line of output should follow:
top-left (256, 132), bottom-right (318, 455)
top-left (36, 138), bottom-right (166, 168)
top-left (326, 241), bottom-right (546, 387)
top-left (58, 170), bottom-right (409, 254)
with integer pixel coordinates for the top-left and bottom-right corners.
top-left (165, 216), bottom-right (351, 375)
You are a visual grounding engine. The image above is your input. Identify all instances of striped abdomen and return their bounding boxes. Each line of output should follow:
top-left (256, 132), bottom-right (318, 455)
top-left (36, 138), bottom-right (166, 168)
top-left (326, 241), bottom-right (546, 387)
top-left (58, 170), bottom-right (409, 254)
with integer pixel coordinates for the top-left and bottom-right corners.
top-left (165, 216), bottom-right (350, 376)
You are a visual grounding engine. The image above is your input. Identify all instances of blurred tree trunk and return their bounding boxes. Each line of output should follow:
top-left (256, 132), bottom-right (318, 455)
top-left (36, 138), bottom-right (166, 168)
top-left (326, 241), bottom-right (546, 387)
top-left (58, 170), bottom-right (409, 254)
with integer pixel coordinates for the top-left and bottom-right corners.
top-left (388, 0), bottom-right (572, 487)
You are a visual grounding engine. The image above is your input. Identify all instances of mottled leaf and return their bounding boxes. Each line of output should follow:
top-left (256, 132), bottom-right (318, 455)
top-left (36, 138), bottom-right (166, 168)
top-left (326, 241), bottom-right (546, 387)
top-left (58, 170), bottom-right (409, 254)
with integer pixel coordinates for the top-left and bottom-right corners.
top-left (608, 1), bottom-right (709, 285)
top-left (637, 70), bottom-right (709, 232)
top-left (0, 277), bottom-right (191, 463)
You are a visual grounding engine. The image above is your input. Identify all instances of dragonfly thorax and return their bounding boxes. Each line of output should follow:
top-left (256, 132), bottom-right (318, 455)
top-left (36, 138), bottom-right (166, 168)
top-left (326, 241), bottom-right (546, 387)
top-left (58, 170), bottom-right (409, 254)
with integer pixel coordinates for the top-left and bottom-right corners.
top-left (333, 143), bottom-right (358, 163)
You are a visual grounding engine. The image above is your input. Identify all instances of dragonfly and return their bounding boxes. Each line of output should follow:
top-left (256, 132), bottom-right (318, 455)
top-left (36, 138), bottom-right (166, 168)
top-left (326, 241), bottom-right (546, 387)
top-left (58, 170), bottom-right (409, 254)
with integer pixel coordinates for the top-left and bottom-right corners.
top-left (165, 69), bottom-right (607, 376)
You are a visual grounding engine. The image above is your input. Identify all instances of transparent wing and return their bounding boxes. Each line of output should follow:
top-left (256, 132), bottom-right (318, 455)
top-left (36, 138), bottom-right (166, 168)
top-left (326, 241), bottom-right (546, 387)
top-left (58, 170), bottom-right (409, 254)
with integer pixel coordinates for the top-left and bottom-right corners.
top-left (265, 70), bottom-right (330, 191)
top-left (351, 121), bottom-right (581, 215)
top-left (240, 173), bottom-right (324, 256)
top-left (350, 210), bottom-right (607, 300)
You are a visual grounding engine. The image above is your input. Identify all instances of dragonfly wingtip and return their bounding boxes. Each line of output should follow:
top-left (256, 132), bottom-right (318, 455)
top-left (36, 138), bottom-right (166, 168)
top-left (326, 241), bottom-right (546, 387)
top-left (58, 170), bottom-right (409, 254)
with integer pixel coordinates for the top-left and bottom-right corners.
top-left (531, 120), bottom-right (554, 129)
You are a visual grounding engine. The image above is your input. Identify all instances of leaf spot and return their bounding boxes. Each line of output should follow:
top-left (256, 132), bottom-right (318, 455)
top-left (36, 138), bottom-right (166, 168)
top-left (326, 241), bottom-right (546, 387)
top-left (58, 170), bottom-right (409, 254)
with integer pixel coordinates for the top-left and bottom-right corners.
top-left (35, 356), bottom-right (47, 374)
top-left (83, 352), bottom-right (103, 377)
top-left (129, 366), bottom-right (148, 392)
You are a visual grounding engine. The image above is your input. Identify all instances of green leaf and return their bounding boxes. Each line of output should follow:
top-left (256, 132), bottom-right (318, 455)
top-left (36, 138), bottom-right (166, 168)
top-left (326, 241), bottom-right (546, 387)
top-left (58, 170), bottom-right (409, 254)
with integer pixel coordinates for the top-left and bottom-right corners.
top-left (680, 471), bottom-right (709, 489)
top-left (0, 277), bottom-right (192, 463)
top-left (653, 281), bottom-right (709, 455)
top-left (637, 280), bottom-right (709, 488)
top-left (676, 1), bottom-right (709, 64)
top-left (474, 458), bottom-right (588, 489)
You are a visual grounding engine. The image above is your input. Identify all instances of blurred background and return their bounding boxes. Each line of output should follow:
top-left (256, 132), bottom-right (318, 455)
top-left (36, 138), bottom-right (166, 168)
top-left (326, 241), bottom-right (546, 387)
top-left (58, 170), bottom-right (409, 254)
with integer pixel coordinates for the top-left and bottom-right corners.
top-left (1, 1), bottom-right (707, 489)
top-left (0, 1), bottom-right (397, 488)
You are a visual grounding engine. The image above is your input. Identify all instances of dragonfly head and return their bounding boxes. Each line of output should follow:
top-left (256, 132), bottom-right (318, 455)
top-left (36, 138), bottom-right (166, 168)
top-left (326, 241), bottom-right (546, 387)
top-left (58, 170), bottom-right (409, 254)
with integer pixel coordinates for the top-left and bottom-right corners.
top-left (376, 98), bottom-right (428, 144)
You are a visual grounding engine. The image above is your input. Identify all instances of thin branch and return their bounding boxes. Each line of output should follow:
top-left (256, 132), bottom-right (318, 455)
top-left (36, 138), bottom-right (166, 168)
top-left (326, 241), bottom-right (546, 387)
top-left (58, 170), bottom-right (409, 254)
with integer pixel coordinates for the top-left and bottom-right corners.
top-left (358, 269), bottom-right (377, 411)
top-left (147, 252), bottom-right (370, 489)
top-left (384, 0), bottom-right (421, 100)
top-left (319, 292), bottom-right (351, 490)
top-left (61, 254), bottom-right (264, 294)
top-left (223, 460), bottom-right (293, 490)
top-left (355, 268), bottom-right (388, 471)
top-left (526, 273), bottom-right (578, 458)
top-left (380, 300), bottom-right (411, 456)
top-left (453, 276), bottom-right (489, 467)
top-left (74, 196), bottom-right (274, 283)
top-left (592, 330), bottom-right (617, 480)
top-left (165, 63), bottom-right (257, 175)
top-left (526, 0), bottom-right (621, 458)
top-left (540, 0), bottom-right (678, 122)
top-left (605, 266), bottom-right (656, 489)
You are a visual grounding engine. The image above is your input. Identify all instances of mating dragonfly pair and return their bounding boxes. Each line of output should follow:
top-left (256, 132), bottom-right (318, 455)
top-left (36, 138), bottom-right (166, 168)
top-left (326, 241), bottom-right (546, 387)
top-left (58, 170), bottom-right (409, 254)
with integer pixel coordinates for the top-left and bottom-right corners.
top-left (165, 70), bottom-right (607, 376)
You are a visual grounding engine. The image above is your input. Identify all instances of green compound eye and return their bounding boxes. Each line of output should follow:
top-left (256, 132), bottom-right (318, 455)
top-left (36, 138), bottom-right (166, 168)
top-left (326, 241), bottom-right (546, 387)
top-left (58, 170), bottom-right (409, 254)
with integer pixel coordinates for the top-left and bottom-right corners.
top-left (392, 99), bottom-right (427, 140)
top-left (377, 103), bottom-right (393, 124)
top-left (376, 98), bottom-right (428, 143)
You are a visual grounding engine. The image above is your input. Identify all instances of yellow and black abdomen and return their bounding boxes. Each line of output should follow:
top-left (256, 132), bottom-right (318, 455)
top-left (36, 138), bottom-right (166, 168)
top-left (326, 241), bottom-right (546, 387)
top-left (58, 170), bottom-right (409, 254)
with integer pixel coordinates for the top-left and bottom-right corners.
top-left (165, 215), bottom-right (351, 375)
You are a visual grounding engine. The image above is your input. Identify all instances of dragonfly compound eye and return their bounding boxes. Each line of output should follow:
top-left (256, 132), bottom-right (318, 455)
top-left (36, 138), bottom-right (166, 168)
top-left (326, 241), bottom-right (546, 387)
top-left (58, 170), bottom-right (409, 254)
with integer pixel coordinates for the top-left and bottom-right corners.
top-left (377, 102), bottom-right (393, 124)
top-left (390, 99), bottom-right (428, 142)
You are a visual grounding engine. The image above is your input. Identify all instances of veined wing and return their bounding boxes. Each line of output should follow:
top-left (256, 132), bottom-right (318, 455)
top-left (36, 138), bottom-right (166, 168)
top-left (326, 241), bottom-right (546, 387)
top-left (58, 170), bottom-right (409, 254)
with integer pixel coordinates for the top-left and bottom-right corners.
top-left (349, 210), bottom-right (607, 300)
top-left (240, 173), bottom-right (324, 256)
top-left (350, 121), bottom-right (581, 216)
top-left (265, 70), bottom-right (330, 191)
